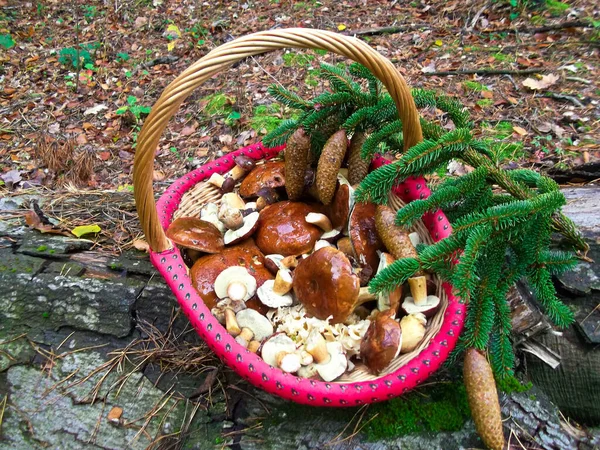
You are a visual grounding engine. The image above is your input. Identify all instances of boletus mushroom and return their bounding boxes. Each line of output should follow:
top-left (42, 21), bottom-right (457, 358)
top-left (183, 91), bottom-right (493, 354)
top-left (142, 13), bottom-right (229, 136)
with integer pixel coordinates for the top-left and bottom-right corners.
top-left (399, 313), bottom-right (427, 354)
top-left (360, 309), bottom-right (402, 374)
top-left (166, 217), bottom-right (224, 254)
top-left (349, 202), bottom-right (385, 276)
top-left (214, 266), bottom-right (257, 302)
top-left (401, 294), bottom-right (440, 318)
top-left (376, 252), bottom-right (402, 314)
top-left (255, 201), bottom-right (322, 256)
top-left (191, 240), bottom-right (273, 309)
top-left (238, 161), bottom-right (285, 198)
top-left (293, 247), bottom-right (376, 324)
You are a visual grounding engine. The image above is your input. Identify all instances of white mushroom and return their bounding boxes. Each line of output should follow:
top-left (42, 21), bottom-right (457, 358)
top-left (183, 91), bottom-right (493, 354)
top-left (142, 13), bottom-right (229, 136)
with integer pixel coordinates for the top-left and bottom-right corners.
top-left (277, 352), bottom-right (302, 373)
top-left (399, 313), bottom-right (427, 354)
top-left (218, 202), bottom-right (244, 230)
top-left (409, 232), bottom-right (421, 248)
top-left (236, 309), bottom-right (274, 342)
top-left (200, 203), bottom-right (226, 234)
top-left (314, 240), bottom-right (333, 252)
top-left (224, 212), bottom-right (260, 245)
top-left (273, 269), bottom-right (293, 295)
top-left (401, 295), bottom-right (441, 318)
top-left (305, 212), bottom-right (333, 232)
top-left (408, 275), bottom-right (428, 306)
top-left (214, 266), bottom-right (257, 302)
top-left (235, 327), bottom-right (254, 348)
top-left (315, 342), bottom-right (348, 382)
top-left (298, 349), bottom-right (314, 366)
top-left (261, 334), bottom-right (297, 366)
top-left (256, 280), bottom-right (293, 308)
top-left (221, 192), bottom-right (246, 210)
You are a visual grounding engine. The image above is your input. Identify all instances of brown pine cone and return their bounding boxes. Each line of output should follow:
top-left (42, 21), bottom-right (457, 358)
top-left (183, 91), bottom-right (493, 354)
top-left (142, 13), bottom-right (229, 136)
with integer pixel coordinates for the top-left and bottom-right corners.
top-left (347, 131), bottom-right (369, 185)
top-left (315, 130), bottom-right (348, 205)
top-left (284, 128), bottom-right (311, 200)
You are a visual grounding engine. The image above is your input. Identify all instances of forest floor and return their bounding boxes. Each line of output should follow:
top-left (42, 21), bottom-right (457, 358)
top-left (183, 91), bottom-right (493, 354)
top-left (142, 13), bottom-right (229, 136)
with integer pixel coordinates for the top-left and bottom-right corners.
top-left (1, 0), bottom-right (599, 249)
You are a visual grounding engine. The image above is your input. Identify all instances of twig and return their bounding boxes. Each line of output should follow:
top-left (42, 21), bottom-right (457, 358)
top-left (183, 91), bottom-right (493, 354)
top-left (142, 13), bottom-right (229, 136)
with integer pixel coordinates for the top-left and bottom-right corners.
top-left (481, 20), bottom-right (590, 35)
top-left (565, 76), bottom-right (592, 85)
top-left (134, 55), bottom-right (180, 74)
top-left (504, 74), bottom-right (519, 91)
top-left (466, 3), bottom-right (489, 32)
top-left (345, 23), bottom-right (429, 36)
top-left (424, 68), bottom-right (544, 76)
top-left (543, 92), bottom-right (584, 107)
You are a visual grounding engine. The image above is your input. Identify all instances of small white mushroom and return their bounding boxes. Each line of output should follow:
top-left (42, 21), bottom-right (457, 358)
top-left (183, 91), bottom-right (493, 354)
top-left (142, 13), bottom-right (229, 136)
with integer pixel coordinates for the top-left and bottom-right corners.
top-left (273, 269), bottom-right (293, 295)
top-left (320, 228), bottom-right (342, 242)
top-left (401, 295), bottom-right (440, 318)
top-left (224, 212), bottom-right (260, 245)
top-left (218, 202), bottom-right (244, 230)
top-left (298, 349), bottom-right (313, 366)
top-left (408, 275), bottom-right (428, 306)
top-left (236, 309), bottom-right (274, 342)
top-left (214, 266), bottom-right (257, 302)
top-left (314, 240), bottom-right (333, 252)
top-left (277, 352), bottom-right (302, 373)
top-left (221, 192), bottom-right (246, 210)
top-left (211, 298), bottom-right (246, 324)
top-left (316, 342), bottom-right (348, 382)
top-left (305, 212), bottom-right (333, 232)
top-left (235, 327), bottom-right (254, 348)
top-left (256, 279), bottom-right (293, 308)
top-left (200, 203), bottom-right (226, 234)
top-left (261, 334), bottom-right (296, 366)
top-left (399, 313), bottom-right (427, 354)
top-left (409, 232), bottom-right (421, 248)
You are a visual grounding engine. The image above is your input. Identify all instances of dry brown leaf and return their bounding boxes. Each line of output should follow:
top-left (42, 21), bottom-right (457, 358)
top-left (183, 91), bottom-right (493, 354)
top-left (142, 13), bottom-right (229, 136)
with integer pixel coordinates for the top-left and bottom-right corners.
top-left (512, 126), bottom-right (528, 136)
top-left (522, 73), bottom-right (559, 91)
top-left (107, 406), bottom-right (123, 423)
top-left (132, 239), bottom-right (150, 252)
top-left (24, 210), bottom-right (70, 236)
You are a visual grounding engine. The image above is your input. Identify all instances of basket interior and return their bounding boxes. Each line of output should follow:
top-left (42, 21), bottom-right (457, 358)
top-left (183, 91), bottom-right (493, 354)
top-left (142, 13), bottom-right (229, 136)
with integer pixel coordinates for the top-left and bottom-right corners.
top-left (173, 160), bottom-right (449, 383)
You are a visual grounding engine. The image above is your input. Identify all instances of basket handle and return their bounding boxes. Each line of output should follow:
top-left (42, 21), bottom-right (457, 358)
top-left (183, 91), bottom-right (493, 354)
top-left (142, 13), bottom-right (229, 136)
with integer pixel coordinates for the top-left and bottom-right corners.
top-left (133, 28), bottom-right (423, 252)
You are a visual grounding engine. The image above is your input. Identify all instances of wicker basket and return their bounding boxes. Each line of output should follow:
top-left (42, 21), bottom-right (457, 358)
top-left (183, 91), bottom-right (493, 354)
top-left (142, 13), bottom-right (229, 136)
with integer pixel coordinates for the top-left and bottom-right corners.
top-left (133, 28), bottom-right (465, 407)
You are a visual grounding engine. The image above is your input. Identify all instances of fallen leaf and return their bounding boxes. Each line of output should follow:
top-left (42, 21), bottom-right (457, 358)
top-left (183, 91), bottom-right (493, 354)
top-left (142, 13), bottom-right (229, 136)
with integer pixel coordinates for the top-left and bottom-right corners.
top-left (71, 224), bottom-right (101, 238)
top-left (132, 239), bottom-right (150, 252)
top-left (76, 133), bottom-right (88, 145)
top-left (421, 61), bottom-right (436, 74)
top-left (180, 125), bottom-right (196, 136)
top-left (1, 169), bottom-right (22, 188)
top-left (537, 122), bottom-right (553, 133)
top-left (481, 91), bottom-right (494, 99)
top-left (25, 210), bottom-right (70, 236)
top-left (559, 64), bottom-right (578, 73)
top-left (337, 24), bottom-right (347, 31)
top-left (512, 126), bottom-right (528, 136)
top-left (134, 17), bottom-right (148, 29)
top-left (219, 134), bottom-right (233, 145)
top-left (153, 170), bottom-right (165, 181)
top-left (84, 104), bottom-right (108, 116)
top-left (434, 39), bottom-right (443, 47)
top-left (99, 151), bottom-right (111, 161)
top-left (522, 73), bottom-right (559, 90)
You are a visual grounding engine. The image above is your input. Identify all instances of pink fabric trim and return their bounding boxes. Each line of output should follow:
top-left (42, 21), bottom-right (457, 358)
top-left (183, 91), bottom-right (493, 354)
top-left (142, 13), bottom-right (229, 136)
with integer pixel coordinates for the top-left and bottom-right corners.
top-left (150, 143), bottom-right (464, 407)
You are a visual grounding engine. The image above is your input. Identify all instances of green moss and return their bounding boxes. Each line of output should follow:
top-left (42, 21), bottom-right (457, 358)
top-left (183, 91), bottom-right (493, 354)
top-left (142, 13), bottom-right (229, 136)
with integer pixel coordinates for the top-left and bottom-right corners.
top-left (492, 52), bottom-right (515, 62)
top-left (476, 99), bottom-right (494, 108)
top-left (48, 249), bottom-right (55, 255)
top-left (36, 245), bottom-right (48, 252)
top-left (250, 104), bottom-right (283, 134)
top-left (108, 262), bottom-right (123, 271)
top-left (497, 375), bottom-right (532, 394)
top-left (463, 80), bottom-right (489, 92)
top-left (364, 382), bottom-right (471, 440)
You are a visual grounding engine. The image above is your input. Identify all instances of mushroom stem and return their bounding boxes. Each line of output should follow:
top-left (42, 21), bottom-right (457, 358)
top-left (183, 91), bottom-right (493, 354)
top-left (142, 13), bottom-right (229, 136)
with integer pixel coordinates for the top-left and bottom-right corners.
top-left (408, 276), bottom-right (427, 306)
top-left (221, 192), bottom-right (246, 210)
top-left (227, 281), bottom-right (248, 302)
top-left (281, 255), bottom-right (298, 269)
top-left (276, 352), bottom-right (302, 373)
top-left (225, 308), bottom-right (241, 336)
top-left (235, 327), bottom-right (254, 348)
top-left (218, 203), bottom-right (244, 230)
top-left (356, 287), bottom-right (377, 305)
top-left (305, 213), bottom-right (333, 232)
top-left (273, 269), bottom-right (293, 295)
top-left (228, 165), bottom-right (247, 181)
top-left (208, 172), bottom-right (226, 188)
top-left (305, 330), bottom-right (330, 364)
top-left (248, 340), bottom-right (261, 353)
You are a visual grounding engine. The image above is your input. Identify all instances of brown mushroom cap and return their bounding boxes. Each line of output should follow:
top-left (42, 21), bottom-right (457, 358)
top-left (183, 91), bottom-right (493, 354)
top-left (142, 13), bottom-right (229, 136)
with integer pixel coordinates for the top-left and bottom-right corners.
top-left (190, 240), bottom-right (273, 309)
top-left (166, 217), bottom-right (224, 253)
top-left (360, 309), bottom-right (402, 374)
top-left (238, 161), bottom-right (286, 198)
top-left (293, 246), bottom-right (360, 324)
top-left (349, 202), bottom-right (385, 274)
top-left (255, 201), bottom-right (321, 256)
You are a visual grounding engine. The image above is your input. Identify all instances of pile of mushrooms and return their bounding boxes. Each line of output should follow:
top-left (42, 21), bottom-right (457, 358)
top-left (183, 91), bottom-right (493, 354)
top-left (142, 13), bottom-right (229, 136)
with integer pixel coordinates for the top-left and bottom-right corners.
top-left (166, 129), bottom-right (441, 382)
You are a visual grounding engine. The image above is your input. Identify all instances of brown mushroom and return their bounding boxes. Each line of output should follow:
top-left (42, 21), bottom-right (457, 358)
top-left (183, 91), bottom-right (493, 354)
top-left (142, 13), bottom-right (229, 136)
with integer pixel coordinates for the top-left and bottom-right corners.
top-left (292, 247), bottom-right (361, 324)
top-left (190, 240), bottom-right (273, 309)
top-left (360, 309), bottom-right (402, 374)
top-left (284, 128), bottom-right (311, 201)
top-left (349, 202), bottom-right (385, 275)
top-left (316, 130), bottom-right (348, 205)
top-left (224, 212), bottom-right (260, 245)
top-left (255, 201), bottom-right (321, 256)
top-left (238, 161), bottom-right (286, 198)
top-left (166, 217), bottom-right (224, 254)
top-left (325, 181), bottom-right (353, 230)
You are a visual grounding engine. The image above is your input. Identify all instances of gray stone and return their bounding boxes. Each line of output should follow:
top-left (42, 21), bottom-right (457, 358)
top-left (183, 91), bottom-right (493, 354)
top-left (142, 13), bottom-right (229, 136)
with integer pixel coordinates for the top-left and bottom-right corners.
top-left (107, 250), bottom-right (157, 277)
top-left (0, 336), bottom-right (35, 372)
top-left (18, 230), bottom-right (94, 257)
top-left (0, 271), bottom-right (141, 341)
top-left (45, 260), bottom-right (86, 276)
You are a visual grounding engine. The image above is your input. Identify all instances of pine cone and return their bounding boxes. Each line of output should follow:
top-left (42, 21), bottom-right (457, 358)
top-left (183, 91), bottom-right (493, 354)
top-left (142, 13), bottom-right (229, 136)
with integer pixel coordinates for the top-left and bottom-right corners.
top-left (284, 128), bottom-right (310, 200)
top-left (348, 131), bottom-right (369, 185)
top-left (463, 348), bottom-right (505, 450)
top-left (316, 130), bottom-right (348, 205)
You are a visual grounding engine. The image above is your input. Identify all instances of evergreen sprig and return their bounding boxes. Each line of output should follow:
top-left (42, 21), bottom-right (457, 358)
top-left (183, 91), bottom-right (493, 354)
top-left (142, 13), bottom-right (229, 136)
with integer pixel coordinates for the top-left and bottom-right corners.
top-left (264, 60), bottom-right (586, 378)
